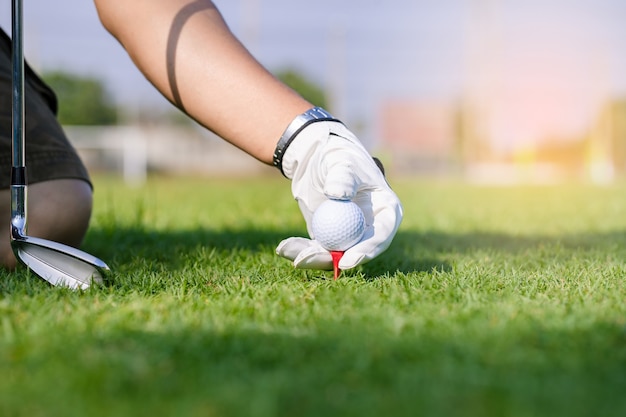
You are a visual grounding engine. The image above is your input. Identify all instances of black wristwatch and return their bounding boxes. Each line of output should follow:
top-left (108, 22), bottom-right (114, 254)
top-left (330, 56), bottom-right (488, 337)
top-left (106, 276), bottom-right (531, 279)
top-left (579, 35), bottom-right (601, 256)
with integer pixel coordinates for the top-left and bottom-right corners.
top-left (272, 107), bottom-right (341, 177)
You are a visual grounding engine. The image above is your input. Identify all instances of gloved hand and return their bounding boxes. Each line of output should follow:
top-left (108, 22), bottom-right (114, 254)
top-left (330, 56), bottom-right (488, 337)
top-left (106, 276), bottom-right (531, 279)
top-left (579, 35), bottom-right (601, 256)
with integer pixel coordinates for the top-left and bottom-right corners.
top-left (275, 115), bottom-right (403, 271)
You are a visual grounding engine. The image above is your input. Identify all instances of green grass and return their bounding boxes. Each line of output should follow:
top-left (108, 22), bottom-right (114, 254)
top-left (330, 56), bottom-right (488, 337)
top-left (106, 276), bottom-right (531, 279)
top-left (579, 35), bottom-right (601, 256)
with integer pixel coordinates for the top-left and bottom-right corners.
top-left (2, 175), bottom-right (626, 417)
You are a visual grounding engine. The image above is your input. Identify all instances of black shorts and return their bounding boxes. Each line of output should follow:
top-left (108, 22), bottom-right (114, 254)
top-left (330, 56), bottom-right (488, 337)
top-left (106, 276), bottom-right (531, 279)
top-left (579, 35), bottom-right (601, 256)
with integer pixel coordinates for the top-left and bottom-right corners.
top-left (0, 28), bottom-right (91, 189)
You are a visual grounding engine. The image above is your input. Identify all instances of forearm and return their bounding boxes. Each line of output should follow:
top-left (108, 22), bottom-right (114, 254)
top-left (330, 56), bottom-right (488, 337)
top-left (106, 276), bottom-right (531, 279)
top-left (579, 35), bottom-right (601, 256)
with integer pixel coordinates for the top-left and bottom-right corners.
top-left (93, 0), bottom-right (311, 163)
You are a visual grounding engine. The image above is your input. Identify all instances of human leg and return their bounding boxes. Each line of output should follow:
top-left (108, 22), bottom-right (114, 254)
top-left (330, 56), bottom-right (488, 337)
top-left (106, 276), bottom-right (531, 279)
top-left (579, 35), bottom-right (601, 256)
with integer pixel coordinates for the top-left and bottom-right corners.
top-left (0, 179), bottom-right (92, 270)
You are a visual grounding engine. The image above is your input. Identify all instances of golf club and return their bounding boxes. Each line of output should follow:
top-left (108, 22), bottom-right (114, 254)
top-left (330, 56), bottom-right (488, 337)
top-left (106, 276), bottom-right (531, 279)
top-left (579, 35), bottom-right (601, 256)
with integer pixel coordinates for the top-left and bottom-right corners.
top-left (10, 0), bottom-right (110, 289)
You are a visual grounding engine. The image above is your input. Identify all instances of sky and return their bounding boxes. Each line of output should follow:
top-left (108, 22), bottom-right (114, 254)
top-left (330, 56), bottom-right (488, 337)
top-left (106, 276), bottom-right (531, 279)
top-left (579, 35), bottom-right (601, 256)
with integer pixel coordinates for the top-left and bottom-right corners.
top-left (0, 0), bottom-right (625, 149)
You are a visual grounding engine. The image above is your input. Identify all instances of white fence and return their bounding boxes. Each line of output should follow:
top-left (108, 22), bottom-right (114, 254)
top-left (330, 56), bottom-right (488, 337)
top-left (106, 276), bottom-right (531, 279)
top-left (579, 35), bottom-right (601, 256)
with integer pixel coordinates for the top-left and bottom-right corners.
top-left (64, 125), bottom-right (273, 184)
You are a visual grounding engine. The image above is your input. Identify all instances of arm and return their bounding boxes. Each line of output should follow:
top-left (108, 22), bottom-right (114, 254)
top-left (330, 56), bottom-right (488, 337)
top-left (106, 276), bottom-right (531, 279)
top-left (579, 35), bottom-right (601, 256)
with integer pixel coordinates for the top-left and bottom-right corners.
top-left (94, 0), bottom-right (403, 272)
top-left (93, 0), bottom-right (311, 163)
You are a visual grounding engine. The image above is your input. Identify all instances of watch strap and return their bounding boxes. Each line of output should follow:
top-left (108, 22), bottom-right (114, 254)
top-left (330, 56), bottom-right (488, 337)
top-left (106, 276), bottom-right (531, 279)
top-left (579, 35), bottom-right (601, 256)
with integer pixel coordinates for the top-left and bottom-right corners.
top-left (272, 107), bottom-right (341, 177)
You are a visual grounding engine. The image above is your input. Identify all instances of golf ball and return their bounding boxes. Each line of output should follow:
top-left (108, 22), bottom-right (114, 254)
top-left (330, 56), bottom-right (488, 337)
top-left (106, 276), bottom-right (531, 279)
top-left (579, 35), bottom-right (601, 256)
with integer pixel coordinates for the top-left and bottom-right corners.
top-left (311, 199), bottom-right (365, 251)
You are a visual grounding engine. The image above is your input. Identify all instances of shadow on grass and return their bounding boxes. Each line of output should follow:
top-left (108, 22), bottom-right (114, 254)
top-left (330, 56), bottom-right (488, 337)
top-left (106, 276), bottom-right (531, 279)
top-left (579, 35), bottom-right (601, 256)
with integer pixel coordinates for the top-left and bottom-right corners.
top-left (80, 224), bottom-right (626, 281)
top-left (3, 321), bottom-right (625, 417)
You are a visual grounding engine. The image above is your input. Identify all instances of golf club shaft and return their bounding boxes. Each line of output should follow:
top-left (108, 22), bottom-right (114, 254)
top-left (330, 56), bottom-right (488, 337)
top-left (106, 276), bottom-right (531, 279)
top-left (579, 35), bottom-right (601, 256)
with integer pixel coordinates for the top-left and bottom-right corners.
top-left (11, 0), bottom-right (27, 236)
top-left (11, 0), bottom-right (24, 168)
top-left (8, 0), bottom-right (110, 288)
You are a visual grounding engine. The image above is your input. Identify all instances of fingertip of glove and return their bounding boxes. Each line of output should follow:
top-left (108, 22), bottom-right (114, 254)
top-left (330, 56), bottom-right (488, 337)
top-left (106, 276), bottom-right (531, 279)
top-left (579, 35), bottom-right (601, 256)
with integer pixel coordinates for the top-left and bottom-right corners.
top-left (276, 237), bottom-right (312, 259)
top-left (338, 252), bottom-right (366, 270)
top-left (275, 239), bottom-right (288, 253)
top-left (294, 248), bottom-right (333, 270)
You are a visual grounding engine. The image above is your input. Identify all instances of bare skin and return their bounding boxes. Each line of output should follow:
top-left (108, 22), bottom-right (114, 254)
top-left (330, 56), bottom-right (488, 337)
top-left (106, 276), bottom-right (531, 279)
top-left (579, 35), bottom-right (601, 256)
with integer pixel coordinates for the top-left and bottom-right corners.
top-left (0, 179), bottom-right (92, 269)
top-left (93, 0), bottom-right (312, 163)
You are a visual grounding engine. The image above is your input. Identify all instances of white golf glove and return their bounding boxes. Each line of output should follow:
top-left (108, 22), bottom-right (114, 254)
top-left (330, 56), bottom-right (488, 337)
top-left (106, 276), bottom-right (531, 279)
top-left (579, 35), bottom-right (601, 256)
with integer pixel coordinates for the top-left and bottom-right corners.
top-left (274, 107), bottom-right (403, 271)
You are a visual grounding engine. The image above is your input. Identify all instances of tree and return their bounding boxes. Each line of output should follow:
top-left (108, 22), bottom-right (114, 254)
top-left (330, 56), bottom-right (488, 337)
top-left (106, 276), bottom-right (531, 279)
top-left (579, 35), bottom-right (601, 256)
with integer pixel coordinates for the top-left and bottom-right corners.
top-left (41, 71), bottom-right (118, 125)
top-left (274, 68), bottom-right (327, 109)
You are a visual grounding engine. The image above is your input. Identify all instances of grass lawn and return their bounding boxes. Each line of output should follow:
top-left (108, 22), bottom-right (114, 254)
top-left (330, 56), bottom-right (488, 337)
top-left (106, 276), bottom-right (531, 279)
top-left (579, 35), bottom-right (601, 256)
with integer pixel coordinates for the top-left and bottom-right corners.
top-left (1, 174), bottom-right (626, 417)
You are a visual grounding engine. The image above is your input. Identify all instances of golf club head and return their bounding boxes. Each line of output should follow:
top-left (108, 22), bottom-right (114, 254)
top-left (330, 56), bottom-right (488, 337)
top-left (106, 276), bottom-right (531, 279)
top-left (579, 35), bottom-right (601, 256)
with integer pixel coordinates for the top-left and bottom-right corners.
top-left (11, 234), bottom-right (110, 290)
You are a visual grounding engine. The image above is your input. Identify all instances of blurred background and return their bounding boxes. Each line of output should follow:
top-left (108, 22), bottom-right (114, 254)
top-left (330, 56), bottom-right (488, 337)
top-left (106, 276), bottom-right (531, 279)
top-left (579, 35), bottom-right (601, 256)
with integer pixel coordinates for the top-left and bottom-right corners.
top-left (0, 0), bottom-right (625, 184)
